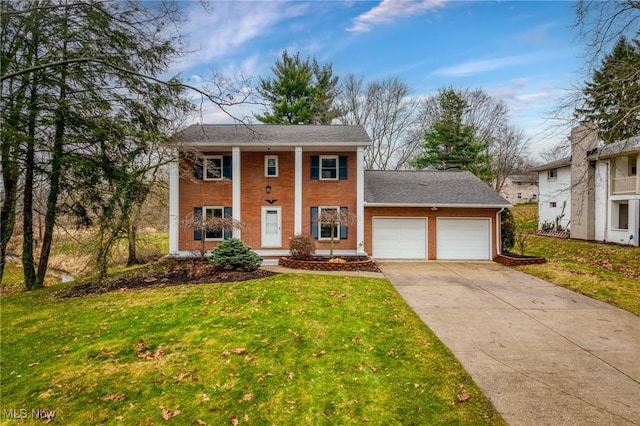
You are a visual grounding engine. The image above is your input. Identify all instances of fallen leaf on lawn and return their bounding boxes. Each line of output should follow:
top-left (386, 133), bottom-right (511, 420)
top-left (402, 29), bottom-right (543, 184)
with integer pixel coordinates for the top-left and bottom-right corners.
top-left (197, 420), bottom-right (208, 426)
top-left (202, 393), bottom-right (210, 401)
top-left (28, 362), bottom-right (40, 367)
top-left (221, 350), bottom-right (231, 357)
top-left (39, 389), bottom-right (54, 399)
top-left (230, 416), bottom-right (239, 425)
top-left (241, 393), bottom-right (253, 401)
top-left (162, 409), bottom-right (181, 420)
top-left (456, 390), bottom-right (471, 403)
top-left (100, 393), bottom-right (125, 402)
top-left (314, 350), bottom-right (327, 358)
top-left (232, 348), bottom-right (247, 355)
top-left (287, 371), bottom-right (295, 379)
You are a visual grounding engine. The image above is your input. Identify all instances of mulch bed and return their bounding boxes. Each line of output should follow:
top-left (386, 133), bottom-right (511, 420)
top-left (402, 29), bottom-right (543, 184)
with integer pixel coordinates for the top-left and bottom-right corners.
top-left (279, 256), bottom-right (381, 272)
top-left (495, 251), bottom-right (546, 266)
top-left (55, 260), bottom-right (278, 298)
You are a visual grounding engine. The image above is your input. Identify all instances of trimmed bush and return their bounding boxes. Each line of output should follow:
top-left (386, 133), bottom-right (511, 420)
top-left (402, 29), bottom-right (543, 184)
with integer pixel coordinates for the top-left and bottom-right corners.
top-left (289, 234), bottom-right (316, 260)
top-left (501, 208), bottom-right (515, 251)
top-left (209, 238), bottom-right (262, 271)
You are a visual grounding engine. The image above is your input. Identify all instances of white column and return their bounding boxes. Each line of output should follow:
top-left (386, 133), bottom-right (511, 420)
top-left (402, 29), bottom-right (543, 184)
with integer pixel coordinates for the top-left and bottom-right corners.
top-left (356, 146), bottom-right (365, 255)
top-left (294, 146), bottom-right (303, 235)
top-left (232, 147), bottom-right (241, 239)
top-left (168, 158), bottom-right (180, 255)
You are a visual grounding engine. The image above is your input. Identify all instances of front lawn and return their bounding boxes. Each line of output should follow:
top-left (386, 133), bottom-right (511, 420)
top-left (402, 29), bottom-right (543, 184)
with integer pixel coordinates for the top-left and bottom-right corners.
top-left (517, 235), bottom-right (640, 315)
top-left (1, 274), bottom-right (503, 425)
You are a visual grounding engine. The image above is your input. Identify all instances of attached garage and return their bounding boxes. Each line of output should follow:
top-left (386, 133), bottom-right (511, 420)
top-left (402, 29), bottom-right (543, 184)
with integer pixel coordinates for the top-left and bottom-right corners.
top-left (437, 218), bottom-right (491, 260)
top-left (372, 218), bottom-right (426, 259)
top-left (364, 170), bottom-right (511, 261)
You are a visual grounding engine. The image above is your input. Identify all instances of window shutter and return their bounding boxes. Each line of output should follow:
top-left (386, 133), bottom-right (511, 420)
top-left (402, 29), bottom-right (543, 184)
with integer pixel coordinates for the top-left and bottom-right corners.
top-left (193, 207), bottom-right (203, 240)
top-left (222, 156), bottom-right (232, 179)
top-left (310, 207), bottom-right (318, 239)
top-left (223, 207), bottom-right (232, 239)
top-left (310, 156), bottom-right (319, 180)
top-left (340, 207), bottom-right (348, 239)
top-left (339, 156), bottom-right (348, 180)
top-left (194, 158), bottom-right (203, 180)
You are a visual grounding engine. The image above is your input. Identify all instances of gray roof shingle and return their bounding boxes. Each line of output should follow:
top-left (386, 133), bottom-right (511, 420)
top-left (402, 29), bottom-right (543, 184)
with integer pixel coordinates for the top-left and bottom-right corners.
top-left (528, 156), bottom-right (572, 172)
top-left (364, 170), bottom-right (510, 207)
top-left (177, 124), bottom-right (372, 146)
top-left (590, 135), bottom-right (640, 159)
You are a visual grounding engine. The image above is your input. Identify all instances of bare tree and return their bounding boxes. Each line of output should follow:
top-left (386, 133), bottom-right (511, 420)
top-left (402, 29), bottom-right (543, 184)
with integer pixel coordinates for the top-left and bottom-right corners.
top-left (181, 211), bottom-right (246, 259)
top-left (491, 126), bottom-right (530, 192)
top-left (336, 74), bottom-right (420, 170)
top-left (539, 139), bottom-right (571, 163)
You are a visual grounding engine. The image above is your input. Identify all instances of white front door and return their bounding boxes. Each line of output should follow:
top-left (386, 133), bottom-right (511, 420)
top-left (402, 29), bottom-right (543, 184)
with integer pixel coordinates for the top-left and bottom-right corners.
top-left (262, 207), bottom-right (281, 248)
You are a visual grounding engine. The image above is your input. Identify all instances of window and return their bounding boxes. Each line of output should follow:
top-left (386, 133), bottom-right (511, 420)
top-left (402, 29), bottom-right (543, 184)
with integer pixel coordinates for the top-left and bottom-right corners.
top-left (265, 155), bottom-right (278, 177)
top-left (547, 169), bottom-right (558, 180)
top-left (550, 202), bottom-right (557, 208)
top-left (204, 156), bottom-right (222, 180)
top-left (318, 206), bottom-right (339, 240)
top-left (630, 157), bottom-right (637, 176)
top-left (204, 207), bottom-right (224, 239)
top-left (616, 202), bottom-right (629, 230)
top-left (517, 192), bottom-right (522, 199)
top-left (320, 155), bottom-right (338, 180)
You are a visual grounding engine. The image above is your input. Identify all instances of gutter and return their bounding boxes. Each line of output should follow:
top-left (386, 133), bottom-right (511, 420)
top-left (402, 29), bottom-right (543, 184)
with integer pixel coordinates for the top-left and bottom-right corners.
top-left (364, 202), bottom-right (512, 209)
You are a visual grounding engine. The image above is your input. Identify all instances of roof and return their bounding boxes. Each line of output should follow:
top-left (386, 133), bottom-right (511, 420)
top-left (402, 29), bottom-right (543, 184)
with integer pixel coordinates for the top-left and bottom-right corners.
top-left (364, 170), bottom-right (511, 208)
top-left (176, 124), bottom-right (372, 147)
top-left (528, 156), bottom-right (572, 172)
top-left (508, 174), bottom-right (538, 184)
top-left (589, 135), bottom-right (640, 159)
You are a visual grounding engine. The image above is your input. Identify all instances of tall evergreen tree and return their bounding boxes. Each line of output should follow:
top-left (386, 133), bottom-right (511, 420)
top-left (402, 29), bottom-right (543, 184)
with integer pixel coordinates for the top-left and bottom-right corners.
top-left (256, 50), bottom-right (340, 124)
top-left (412, 89), bottom-right (493, 182)
top-left (577, 36), bottom-right (640, 144)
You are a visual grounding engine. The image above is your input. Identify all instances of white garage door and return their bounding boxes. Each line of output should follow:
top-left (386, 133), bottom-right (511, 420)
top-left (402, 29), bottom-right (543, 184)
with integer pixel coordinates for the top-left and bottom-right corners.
top-left (437, 218), bottom-right (491, 260)
top-left (373, 218), bottom-right (426, 259)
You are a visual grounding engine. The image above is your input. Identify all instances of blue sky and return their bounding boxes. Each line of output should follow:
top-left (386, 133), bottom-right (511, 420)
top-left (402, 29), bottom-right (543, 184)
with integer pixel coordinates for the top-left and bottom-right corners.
top-left (171, 1), bottom-right (586, 160)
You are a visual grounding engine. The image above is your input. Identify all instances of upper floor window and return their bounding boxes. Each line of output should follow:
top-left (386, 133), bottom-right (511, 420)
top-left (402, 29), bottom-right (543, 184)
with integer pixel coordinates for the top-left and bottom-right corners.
top-left (547, 169), bottom-right (558, 180)
top-left (517, 193), bottom-right (522, 199)
top-left (265, 155), bottom-right (278, 177)
top-left (630, 157), bottom-right (637, 176)
top-left (204, 156), bottom-right (223, 180)
top-left (549, 201), bottom-right (557, 208)
top-left (320, 155), bottom-right (338, 180)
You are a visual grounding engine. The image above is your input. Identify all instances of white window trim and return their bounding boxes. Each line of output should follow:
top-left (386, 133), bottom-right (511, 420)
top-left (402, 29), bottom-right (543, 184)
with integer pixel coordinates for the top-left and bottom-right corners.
top-left (319, 155), bottom-right (339, 181)
top-left (318, 206), bottom-right (340, 240)
top-left (203, 206), bottom-right (224, 240)
top-left (547, 169), bottom-right (558, 181)
top-left (265, 155), bottom-right (279, 177)
top-left (204, 155), bottom-right (223, 181)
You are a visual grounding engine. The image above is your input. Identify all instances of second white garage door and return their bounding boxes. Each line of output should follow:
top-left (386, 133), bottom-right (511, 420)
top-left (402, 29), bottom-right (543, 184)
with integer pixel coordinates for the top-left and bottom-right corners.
top-left (372, 218), bottom-right (426, 259)
top-left (437, 218), bottom-right (491, 260)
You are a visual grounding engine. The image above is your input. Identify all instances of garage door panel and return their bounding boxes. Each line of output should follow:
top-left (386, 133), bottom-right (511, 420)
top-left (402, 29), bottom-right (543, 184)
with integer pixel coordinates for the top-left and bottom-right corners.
top-left (373, 218), bottom-right (426, 259)
top-left (437, 218), bottom-right (490, 260)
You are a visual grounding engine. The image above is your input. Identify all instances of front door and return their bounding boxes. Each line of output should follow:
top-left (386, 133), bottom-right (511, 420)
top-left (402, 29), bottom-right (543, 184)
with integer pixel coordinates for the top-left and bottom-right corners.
top-left (262, 207), bottom-right (281, 248)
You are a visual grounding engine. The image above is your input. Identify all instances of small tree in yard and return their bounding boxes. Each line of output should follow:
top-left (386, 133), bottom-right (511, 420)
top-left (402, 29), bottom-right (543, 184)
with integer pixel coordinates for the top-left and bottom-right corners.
top-left (209, 238), bottom-right (262, 272)
top-left (513, 207), bottom-right (538, 255)
top-left (314, 209), bottom-right (356, 258)
top-left (181, 211), bottom-right (246, 258)
top-left (501, 209), bottom-right (516, 252)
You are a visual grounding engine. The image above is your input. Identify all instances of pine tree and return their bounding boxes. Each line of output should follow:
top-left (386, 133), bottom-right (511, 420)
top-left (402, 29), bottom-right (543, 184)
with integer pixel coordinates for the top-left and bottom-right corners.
top-left (578, 36), bottom-right (640, 144)
top-left (412, 89), bottom-right (493, 182)
top-left (256, 50), bottom-right (340, 124)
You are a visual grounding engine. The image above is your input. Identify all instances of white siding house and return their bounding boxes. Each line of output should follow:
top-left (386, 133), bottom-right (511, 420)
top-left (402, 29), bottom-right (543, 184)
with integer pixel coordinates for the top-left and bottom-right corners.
top-left (531, 159), bottom-right (571, 230)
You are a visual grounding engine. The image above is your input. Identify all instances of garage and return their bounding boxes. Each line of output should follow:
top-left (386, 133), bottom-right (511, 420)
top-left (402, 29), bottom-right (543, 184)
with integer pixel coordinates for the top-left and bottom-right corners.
top-left (373, 218), bottom-right (426, 259)
top-left (437, 218), bottom-right (491, 260)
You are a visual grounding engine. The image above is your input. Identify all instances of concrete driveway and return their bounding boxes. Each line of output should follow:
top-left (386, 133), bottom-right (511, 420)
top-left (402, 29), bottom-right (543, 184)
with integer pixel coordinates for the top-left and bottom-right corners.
top-left (378, 261), bottom-right (640, 426)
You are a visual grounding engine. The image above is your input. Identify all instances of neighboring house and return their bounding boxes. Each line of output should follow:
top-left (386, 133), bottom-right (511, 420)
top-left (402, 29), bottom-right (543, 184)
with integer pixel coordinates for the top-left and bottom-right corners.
top-left (168, 124), bottom-right (511, 263)
top-left (530, 158), bottom-right (572, 230)
top-left (532, 123), bottom-right (639, 246)
top-left (499, 174), bottom-right (539, 204)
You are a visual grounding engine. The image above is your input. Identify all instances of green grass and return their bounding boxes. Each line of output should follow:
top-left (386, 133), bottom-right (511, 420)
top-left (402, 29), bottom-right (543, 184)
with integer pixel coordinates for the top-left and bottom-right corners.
top-left (517, 235), bottom-right (640, 315)
top-left (1, 274), bottom-right (503, 425)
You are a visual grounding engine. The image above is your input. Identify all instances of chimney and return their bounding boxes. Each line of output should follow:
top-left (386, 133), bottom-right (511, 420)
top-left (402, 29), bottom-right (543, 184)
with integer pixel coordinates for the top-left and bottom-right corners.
top-left (569, 122), bottom-right (598, 240)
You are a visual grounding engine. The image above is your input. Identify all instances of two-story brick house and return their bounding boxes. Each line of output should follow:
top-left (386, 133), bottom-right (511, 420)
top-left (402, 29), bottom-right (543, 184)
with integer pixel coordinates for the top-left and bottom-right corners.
top-left (169, 124), bottom-right (511, 262)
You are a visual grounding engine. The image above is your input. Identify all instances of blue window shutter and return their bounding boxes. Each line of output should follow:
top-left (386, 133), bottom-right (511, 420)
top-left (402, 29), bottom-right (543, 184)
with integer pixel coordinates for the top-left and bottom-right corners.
top-left (194, 207), bottom-right (203, 240)
top-left (194, 158), bottom-right (203, 180)
top-left (340, 207), bottom-right (348, 239)
top-left (222, 156), bottom-right (232, 179)
top-left (339, 156), bottom-right (348, 180)
top-left (223, 207), bottom-right (232, 239)
top-left (310, 156), bottom-right (319, 180)
top-left (310, 207), bottom-right (318, 239)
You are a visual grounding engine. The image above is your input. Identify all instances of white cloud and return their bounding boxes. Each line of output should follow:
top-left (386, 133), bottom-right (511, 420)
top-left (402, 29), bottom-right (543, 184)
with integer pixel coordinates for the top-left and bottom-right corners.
top-left (348, 0), bottom-right (446, 32)
top-left (433, 53), bottom-right (545, 77)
